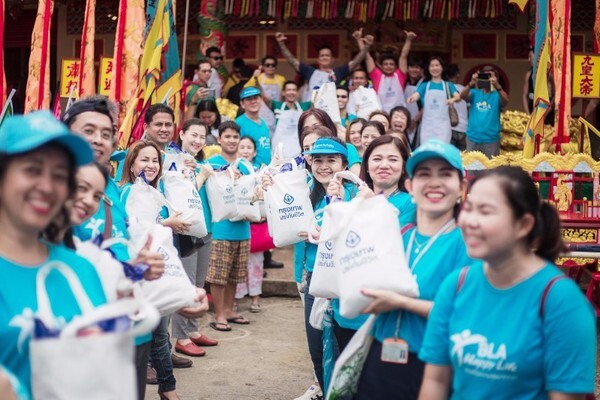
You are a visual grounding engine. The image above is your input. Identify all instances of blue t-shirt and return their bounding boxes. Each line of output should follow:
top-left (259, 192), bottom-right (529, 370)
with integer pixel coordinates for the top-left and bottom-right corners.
top-left (73, 178), bottom-right (130, 262)
top-left (420, 261), bottom-right (596, 398)
top-left (388, 191), bottom-right (417, 229)
top-left (373, 227), bottom-right (472, 352)
top-left (466, 89), bottom-right (502, 143)
top-left (341, 114), bottom-right (357, 128)
top-left (235, 114), bottom-right (271, 166)
top-left (416, 80), bottom-right (458, 106)
top-left (0, 245), bottom-right (107, 396)
top-left (206, 155), bottom-right (251, 241)
top-left (294, 242), bottom-right (306, 284)
top-left (346, 143), bottom-right (362, 168)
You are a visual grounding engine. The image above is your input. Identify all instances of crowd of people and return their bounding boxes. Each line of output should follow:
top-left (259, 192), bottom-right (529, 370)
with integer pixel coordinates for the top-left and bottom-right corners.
top-left (0, 25), bottom-right (597, 400)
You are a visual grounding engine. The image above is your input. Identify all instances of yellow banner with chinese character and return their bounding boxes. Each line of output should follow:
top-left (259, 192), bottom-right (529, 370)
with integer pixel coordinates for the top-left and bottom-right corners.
top-left (98, 57), bottom-right (113, 96)
top-left (60, 59), bottom-right (80, 98)
top-left (572, 53), bottom-right (600, 98)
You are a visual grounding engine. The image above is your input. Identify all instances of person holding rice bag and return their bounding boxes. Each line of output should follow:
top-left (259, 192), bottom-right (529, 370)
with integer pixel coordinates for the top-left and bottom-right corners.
top-left (0, 111), bottom-right (106, 398)
top-left (263, 136), bottom-right (359, 393)
top-left (355, 139), bottom-right (472, 399)
top-left (419, 167), bottom-right (596, 400)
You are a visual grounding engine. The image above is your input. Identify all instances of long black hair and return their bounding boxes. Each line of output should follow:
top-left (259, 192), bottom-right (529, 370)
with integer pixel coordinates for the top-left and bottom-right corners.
top-left (469, 166), bottom-right (564, 261)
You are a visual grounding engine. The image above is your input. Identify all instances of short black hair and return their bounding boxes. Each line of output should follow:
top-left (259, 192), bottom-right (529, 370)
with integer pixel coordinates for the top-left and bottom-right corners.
top-left (379, 53), bottom-right (397, 65)
top-left (283, 80), bottom-right (298, 91)
top-left (262, 55), bottom-right (277, 66)
top-left (407, 57), bottom-right (423, 68)
top-left (62, 96), bottom-right (116, 130)
top-left (145, 103), bottom-right (175, 124)
top-left (218, 121), bottom-right (241, 136)
top-left (205, 47), bottom-right (221, 57)
top-left (446, 64), bottom-right (460, 79)
top-left (317, 46), bottom-right (335, 57)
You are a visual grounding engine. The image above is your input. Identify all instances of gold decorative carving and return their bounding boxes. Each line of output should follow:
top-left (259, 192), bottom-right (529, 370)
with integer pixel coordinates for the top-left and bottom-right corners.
top-left (463, 151), bottom-right (600, 172)
top-left (561, 228), bottom-right (598, 243)
top-left (554, 174), bottom-right (572, 212)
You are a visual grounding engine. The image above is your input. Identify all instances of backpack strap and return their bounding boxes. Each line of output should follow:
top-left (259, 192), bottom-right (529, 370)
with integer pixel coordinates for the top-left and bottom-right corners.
top-left (539, 275), bottom-right (569, 319)
top-left (400, 223), bottom-right (415, 235)
top-left (456, 266), bottom-right (470, 294)
top-left (102, 198), bottom-right (113, 240)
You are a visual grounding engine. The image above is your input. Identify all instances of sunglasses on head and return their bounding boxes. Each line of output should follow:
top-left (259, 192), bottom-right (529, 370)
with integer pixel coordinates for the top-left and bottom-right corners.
top-left (264, 63), bottom-right (276, 67)
top-left (211, 56), bottom-right (223, 61)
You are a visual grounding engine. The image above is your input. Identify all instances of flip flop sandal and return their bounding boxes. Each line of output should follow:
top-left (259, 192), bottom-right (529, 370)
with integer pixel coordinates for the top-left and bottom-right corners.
top-left (209, 321), bottom-right (232, 332)
top-left (249, 304), bottom-right (261, 313)
top-left (226, 316), bottom-right (250, 325)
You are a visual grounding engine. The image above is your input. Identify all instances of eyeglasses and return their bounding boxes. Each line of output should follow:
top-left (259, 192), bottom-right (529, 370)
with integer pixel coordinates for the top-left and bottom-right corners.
top-left (211, 56), bottom-right (223, 61)
top-left (264, 63), bottom-right (276, 67)
top-left (337, 95), bottom-right (348, 99)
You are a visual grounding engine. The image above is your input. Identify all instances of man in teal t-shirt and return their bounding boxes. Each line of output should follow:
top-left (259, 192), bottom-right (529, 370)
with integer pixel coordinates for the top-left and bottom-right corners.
top-left (460, 66), bottom-right (509, 158)
top-left (236, 87), bottom-right (271, 166)
top-left (205, 121), bottom-right (251, 332)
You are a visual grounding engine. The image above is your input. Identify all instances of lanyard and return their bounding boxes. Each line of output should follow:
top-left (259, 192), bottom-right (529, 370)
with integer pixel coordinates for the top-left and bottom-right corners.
top-left (406, 219), bottom-right (456, 272)
top-left (392, 218), bottom-right (456, 338)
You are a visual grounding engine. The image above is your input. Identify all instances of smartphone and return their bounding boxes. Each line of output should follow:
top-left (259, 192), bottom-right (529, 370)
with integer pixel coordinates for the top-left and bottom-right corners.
top-left (478, 72), bottom-right (490, 80)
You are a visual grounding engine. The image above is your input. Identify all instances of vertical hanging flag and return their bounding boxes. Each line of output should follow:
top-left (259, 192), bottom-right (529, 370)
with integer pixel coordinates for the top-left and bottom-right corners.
top-left (523, 0), bottom-right (552, 158)
top-left (110, 0), bottom-right (145, 123)
top-left (118, 0), bottom-right (181, 148)
top-left (24, 0), bottom-right (54, 113)
top-left (550, 0), bottom-right (571, 151)
top-left (0, 0), bottom-right (5, 108)
top-left (595, 0), bottom-right (600, 52)
top-left (78, 0), bottom-right (96, 97)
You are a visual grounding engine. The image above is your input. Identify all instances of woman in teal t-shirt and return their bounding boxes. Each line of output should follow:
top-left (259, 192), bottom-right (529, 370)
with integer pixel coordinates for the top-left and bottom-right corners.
top-left (419, 166), bottom-right (597, 399)
top-left (0, 112), bottom-right (106, 397)
top-left (356, 139), bottom-right (470, 399)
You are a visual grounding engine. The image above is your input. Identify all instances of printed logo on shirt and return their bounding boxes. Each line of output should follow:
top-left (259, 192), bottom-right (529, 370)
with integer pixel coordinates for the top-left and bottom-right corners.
top-left (345, 231), bottom-right (361, 248)
top-left (450, 329), bottom-right (517, 379)
top-left (259, 136), bottom-right (271, 149)
top-left (283, 193), bottom-right (295, 205)
top-left (475, 100), bottom-right (492, 113)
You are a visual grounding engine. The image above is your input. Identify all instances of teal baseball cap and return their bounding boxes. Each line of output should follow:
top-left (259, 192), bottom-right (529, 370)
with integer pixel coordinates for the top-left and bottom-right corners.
top-left (304, 138), bottom-right (348, 158)
top-left (0, 110), bottom-right (93, 166)
top-left (240, 86), bottom-right (261, 100)
top-left (406, 139), bottom-right (464, 178)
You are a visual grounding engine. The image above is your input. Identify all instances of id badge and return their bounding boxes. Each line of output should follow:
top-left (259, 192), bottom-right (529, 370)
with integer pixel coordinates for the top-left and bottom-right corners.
top-left (381, 338), bottom-right (409, 364)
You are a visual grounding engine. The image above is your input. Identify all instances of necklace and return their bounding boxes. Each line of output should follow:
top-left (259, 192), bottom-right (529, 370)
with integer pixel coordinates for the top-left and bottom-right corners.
top-left (412, 234), bottom-right (430, 254)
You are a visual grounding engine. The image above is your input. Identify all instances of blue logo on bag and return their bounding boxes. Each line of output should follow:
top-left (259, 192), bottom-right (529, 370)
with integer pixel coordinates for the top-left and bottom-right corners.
top-left (325, 241), bottom-right (333, 251)
top-left (241, 187), bottom-right (249, 196)
top-left (345, 231), bottom-right (360, 248)
top-left (192, 189), bottom-right (200, 198)
top-left (283, 193), bottom-right (294, 205)
top-left (226, 185), bottom-right (233, 194)
top-left (156, 246), bottom-right (170, 261)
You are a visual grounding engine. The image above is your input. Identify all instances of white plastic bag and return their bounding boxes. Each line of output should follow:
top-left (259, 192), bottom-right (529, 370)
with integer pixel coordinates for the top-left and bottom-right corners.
top-left (73, 238), bottom-right (129, 302)
top-left (124, 177), bottom-right (168, 226)
top-left (30, 261), bottom-right (159, 400)
top-left (162, 170), bottom-right (208, 237)
top-left (313, 82), bottom-right (342, 125)
top-left (326, 315), bottom-right (376, 400)
top-left (354, 86), bottom-right (383, 119)
top-left (205, 166), bottom-right (237, 222)
top-left (264, 162), bottom-right (315, 247)
top-left (230, 158), bottom-right (262, 222)
top-left (320, 195), bottom-right (419, 318)
top-left (309, 297), bottom-right (330, 330)
top-left (128, 224), bottom-right (198, 316)
top-left (309, 208), bottom-right (339, 298)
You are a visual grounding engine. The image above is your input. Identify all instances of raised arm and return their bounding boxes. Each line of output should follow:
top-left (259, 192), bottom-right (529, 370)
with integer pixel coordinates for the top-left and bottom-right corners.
top-left (275, 32), bottom-right (300, 71)
top-left (490, 74), bottom-right (509, 107)
top-left (353, 29), bottom-right (376, 73)
top-left (399, 31), bottom-right (417, 74)
top-left (348, 29), bottom-right (373, 71)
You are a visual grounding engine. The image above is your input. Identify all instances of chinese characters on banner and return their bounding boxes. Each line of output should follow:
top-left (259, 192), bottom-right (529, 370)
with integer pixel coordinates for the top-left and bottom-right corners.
top-left (98, 57), bottom-right (113, 96)
top-left (60, 59), bottom-right (80, 98)
top-left (573, 53), bottom-right (600, 98)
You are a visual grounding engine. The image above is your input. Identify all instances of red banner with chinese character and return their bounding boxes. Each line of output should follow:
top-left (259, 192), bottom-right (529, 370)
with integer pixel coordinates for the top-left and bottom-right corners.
top-left (60, 59), bottom-right (80, 98)
top-left (98, 57), bottom-right (113, 96)
top-left (550, 0), bottom-right (571, 149)
top-left (78, 0), bottom-right (96, 97)
top-left (24, 0), bottom-right (54, 113)
top-left (573, 54), bottom-right (600, 98)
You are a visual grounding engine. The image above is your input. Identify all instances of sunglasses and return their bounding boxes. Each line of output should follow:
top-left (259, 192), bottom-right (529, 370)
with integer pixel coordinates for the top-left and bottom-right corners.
top-left (264, 63), bottom-right (276, 67)
top-left (337, 95), bottom-right (348, 99)
top-left (211, 56), bottom-right (223, 61)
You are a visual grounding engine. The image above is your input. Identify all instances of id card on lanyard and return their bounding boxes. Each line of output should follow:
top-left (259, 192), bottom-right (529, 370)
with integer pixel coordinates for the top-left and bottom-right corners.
top-left (381, 219), bottom-right (456, 364)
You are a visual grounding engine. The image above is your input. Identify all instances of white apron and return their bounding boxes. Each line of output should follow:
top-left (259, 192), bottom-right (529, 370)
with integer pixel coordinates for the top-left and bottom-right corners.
top-left (303, 69), bottom-right (331, 102)
top-left (272, 102), bottom-right (302, 159)
top-left (420, 82), bottom-right (452, 144)
top-left (257, 76), bottom-right (281, 135)
top-left (404, 80), bottom-right (421, 143)
top-left (378, 73), bottom-right (406, 113)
